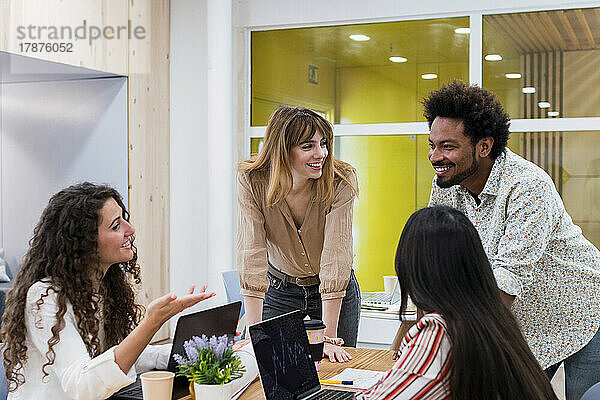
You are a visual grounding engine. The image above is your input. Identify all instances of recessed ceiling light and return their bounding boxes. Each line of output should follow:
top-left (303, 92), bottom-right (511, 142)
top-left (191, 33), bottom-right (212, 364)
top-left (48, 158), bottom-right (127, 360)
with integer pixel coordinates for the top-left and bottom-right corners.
top-left (538, 102), bottom-right (551, 108)
top-left (485, 54), bottom-right (502, 61)
top-left (505, 73), bottom-right (522, 79)
top-left (349, 34), bottom-right (370, 41)
top-left (421, 73), bottom-right (438, 80)
top-left (522, 87), bottom-right (536, 94)
top-left (389, 56), bottom-right (408, 63)
top-left (547, 111), bottom-right (559, 117)
top-left (455, 28), bottom-right (471, 34)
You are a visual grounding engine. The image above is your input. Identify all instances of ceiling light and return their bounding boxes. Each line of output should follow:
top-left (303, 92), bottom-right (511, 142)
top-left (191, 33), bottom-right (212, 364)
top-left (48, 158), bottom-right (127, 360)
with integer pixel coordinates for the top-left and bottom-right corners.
top-left (485, 54), bottom-right (502, 61)
top-left (522, 87), bottom-right (536, 94)
top-left (505, 73), bottom-right (522, 79)
top-left (454, 28), bottom-right (471, 34)
top-left (389, 56), bottom-right (408, 63)
top-left (421, 73), bottom-right (438, 80)
top-left (538, 102), bottom-right (551, 108)
top-left (547, 111), bottom-right (559, 117)
top-left (349, 34), bottom-right (370, 41)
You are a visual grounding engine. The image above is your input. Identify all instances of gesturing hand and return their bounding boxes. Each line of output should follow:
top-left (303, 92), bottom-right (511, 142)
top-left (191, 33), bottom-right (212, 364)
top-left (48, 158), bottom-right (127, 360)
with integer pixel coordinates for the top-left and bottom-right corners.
top-left (146, 285), bottom-right (216, 328)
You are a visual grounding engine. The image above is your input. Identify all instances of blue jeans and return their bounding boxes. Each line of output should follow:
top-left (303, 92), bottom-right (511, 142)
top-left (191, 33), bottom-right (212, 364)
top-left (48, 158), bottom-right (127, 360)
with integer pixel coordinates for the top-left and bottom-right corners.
top-left (262, 269), bottom-right (361, 347)
top-left (545, 326), bottom-right (600, 400)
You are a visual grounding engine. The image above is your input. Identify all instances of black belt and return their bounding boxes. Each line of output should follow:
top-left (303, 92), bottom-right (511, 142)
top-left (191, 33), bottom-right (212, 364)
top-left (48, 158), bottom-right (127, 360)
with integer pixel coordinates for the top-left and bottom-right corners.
top-left (267, 264), bottom-right (320, 287)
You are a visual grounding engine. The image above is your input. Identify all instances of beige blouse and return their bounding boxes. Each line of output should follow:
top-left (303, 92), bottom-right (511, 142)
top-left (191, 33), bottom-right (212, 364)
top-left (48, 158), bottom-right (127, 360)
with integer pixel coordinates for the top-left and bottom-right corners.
top-left (236, 169), bottom-right (357, 300)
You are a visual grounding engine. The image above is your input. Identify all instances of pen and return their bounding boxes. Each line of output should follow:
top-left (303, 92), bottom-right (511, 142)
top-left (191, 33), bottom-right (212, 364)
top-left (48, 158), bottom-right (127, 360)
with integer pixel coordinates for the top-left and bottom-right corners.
top-left (320, 380), bottom-right (354, 385)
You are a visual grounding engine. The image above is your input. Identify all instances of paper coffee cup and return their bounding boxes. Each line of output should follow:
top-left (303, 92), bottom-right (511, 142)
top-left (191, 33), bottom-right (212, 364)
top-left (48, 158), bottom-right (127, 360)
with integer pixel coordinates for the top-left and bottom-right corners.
top-left (140, 371), bottom-right (175, 400)
top-left (383, 275), bottom-right (398, 295)
top-left (304, 319), bottom-right (326, 371)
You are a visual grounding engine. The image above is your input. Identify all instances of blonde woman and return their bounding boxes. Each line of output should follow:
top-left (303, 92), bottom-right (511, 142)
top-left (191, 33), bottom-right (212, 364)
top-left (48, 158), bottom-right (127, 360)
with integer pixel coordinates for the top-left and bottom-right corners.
top-left (237, 106), bottom-right (359, 362)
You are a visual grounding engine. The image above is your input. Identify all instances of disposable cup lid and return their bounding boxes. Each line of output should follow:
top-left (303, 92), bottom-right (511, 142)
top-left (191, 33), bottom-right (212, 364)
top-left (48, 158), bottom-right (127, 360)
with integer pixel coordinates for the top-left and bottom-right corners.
top-left (304, 319), bottom-right (326, 330)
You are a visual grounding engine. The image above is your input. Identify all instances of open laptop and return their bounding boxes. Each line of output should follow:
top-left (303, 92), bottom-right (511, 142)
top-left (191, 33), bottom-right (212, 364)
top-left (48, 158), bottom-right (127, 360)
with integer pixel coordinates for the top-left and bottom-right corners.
top-left (111, 301), bottom-right (242, 400)
top-left (249, 310), bottom-right (355, 400)
top-left (361, 280), bottom-right (401, 306)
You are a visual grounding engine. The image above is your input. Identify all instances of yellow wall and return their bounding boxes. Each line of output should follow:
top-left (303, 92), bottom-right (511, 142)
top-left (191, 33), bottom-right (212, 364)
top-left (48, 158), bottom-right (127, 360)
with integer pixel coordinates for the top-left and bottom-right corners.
top-left (336, 64), bottom-right (466, 290)
top-left (251, 30), bottom-right (336, 125)
top-left (338, 136), bottom-right (416, 289)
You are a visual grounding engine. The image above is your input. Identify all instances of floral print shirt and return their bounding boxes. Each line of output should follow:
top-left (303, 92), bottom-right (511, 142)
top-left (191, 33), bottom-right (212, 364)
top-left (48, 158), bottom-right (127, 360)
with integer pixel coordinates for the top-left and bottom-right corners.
top-left (429, 148), bottom-right (600, 369)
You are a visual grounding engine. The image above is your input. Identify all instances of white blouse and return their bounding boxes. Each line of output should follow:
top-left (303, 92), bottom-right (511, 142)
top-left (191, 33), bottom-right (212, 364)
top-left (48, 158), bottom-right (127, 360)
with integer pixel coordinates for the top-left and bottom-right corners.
top-left (8, 281), bottom-right (171, 400)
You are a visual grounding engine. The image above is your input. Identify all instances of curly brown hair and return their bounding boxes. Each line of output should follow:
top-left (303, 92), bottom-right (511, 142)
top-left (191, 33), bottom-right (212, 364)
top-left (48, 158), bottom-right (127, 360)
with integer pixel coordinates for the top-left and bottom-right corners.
top-left (423, 80), bottom-right (511, 159)
top-left (0, 182), bottom-right (145, 391)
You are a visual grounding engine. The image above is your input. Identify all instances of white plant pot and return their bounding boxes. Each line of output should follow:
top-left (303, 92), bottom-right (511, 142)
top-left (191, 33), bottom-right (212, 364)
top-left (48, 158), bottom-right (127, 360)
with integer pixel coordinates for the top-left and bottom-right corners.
top-left (193, 380), bottom-right (234, 400)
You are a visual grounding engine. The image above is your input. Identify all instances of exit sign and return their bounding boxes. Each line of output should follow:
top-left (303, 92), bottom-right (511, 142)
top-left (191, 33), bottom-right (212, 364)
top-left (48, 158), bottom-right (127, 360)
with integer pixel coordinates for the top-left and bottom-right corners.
top-left (308, 64), bottom-right (319, 85)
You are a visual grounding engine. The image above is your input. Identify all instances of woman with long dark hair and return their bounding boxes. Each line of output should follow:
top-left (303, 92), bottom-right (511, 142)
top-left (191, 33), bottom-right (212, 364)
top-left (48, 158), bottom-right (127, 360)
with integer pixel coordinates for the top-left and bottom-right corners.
top-left (357, 206), bottom-right (558, 399)
top-left (1, 183), bottom-right (214, 399)
top-left (237, 106), bottom-right (360, 362)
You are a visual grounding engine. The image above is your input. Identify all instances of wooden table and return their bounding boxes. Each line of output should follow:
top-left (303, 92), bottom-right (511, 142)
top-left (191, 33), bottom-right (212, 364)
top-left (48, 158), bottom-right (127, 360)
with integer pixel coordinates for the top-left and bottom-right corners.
top-left (176, 347), bottom-right (395, 400)
top-left (238, 347), bottom-right (395, 400)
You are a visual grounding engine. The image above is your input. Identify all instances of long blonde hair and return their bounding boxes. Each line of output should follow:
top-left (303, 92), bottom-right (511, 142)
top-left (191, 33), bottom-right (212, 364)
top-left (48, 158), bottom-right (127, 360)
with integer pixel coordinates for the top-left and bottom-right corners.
top-left (239, 106), bottom-right (357, 207)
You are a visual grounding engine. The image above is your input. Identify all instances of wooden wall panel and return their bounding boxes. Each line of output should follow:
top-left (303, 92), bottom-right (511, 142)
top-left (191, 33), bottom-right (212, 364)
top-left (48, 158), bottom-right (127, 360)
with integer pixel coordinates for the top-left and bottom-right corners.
top-left (0, 0), bottom-right (170, 340)
top-left (0, 0), bottom-right (129, 74)
top-left (128, 0), bottom-right (171, 341)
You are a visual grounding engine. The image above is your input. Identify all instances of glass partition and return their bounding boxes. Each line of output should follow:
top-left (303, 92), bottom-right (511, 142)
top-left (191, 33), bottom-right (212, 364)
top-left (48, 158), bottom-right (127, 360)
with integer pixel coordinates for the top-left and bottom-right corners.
top-left (252, 17), bottom-right (469, 126)
top-left (483, 8), bottom-right (600, 118)
top-left (509, 130), bottom-right (600, 248)
top-left (251, 128), bottom-right (600, 289)
top-left (249, 7), bottom-right (600, 291)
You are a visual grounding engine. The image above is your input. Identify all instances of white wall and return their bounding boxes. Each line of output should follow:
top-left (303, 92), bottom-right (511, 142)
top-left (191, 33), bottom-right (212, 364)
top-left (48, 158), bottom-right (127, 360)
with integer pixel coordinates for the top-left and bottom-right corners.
top-left (170, 0), bottom-right (210, 307)
top-left (170, 0), bottom-right (237, 323)
top-left (1, 77), bottom-right (128, 263)
top-left (235, 0), bottom-right (599, 27)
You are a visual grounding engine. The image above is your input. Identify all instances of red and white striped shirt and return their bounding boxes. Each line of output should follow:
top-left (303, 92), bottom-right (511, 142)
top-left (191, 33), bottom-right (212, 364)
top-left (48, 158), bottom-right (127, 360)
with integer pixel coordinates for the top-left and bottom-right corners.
top-left (356, 313), bottom-right (452, 400)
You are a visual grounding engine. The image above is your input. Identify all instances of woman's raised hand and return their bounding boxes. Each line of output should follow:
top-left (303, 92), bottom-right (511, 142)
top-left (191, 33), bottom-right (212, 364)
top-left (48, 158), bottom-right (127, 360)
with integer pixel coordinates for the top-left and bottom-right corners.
top-left (146, 285), bottom-right (216, 328)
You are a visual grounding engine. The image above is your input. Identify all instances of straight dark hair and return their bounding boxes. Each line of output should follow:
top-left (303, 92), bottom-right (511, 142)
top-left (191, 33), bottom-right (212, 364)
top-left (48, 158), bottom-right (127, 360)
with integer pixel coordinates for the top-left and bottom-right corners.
top-left (395, 206), bottom-right (558, 400)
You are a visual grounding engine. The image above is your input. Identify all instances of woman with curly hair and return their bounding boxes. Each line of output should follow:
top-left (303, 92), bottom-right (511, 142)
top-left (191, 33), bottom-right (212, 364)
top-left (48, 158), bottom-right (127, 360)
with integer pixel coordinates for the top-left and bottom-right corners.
top-left (237, 106), bottom-right (360, 363)
top-left (1, 182), bottom-right (215, 399)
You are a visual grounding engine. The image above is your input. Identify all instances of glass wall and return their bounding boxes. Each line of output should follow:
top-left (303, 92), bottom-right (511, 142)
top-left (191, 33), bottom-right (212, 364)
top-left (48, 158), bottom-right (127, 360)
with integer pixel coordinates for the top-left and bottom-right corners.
top-left (250, 8), bottom-right (600, 290)
top-left (510, 131), bottom-right (600, 247)
top-left (251, 17), bottom-right (469, 126)
top-left (483, 8), bottom-right (600, 118)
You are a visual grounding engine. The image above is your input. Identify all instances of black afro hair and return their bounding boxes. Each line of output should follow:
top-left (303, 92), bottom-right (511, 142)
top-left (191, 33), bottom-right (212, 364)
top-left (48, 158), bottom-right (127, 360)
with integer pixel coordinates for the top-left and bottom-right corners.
top-left (423, 80), bottom-right (510, 159)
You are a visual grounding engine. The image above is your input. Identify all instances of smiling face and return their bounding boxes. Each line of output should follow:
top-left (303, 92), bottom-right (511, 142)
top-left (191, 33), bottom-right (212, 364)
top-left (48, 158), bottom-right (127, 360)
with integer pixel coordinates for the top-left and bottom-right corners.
top-left (428, 117), bottom-right (483, 189)
top-left (97, 197), bottom-right (135, 274)
top-left (289, 130), bottom-right (329, 183)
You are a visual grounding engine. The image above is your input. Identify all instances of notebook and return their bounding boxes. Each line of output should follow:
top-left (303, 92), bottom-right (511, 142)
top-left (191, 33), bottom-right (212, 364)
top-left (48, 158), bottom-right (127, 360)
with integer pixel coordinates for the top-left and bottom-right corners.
top-left (361, 280), bottom-right (401, 306)
top-left (110, 301), bottom-right (242, 400)
top-left (249, 310), bottom-right (355, 400)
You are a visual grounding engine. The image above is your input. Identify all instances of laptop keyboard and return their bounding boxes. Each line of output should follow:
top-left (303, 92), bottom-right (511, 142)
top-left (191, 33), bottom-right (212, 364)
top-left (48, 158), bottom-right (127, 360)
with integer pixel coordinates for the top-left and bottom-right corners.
top-left (113, 383), bottom-right (143, 399)
top-left (361, 292), bottom-right (392, 304)
top-left (314, 388), bottom-right (356, 399)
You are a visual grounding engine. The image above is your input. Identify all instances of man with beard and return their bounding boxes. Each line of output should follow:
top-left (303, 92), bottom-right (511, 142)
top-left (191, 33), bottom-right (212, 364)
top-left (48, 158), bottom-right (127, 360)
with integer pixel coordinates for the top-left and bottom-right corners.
top-left (424, 81), bottom-right (600, 400)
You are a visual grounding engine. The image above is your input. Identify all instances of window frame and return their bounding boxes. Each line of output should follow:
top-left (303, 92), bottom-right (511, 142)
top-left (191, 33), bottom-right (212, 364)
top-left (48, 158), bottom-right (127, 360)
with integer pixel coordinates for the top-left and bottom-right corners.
top-left (244, 6), bottom-right (600, 151)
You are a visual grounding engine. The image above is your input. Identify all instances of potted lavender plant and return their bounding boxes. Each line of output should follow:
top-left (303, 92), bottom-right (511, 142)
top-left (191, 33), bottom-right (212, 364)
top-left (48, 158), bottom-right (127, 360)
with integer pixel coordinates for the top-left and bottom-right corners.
top-left (173, 334), bottom-right (246, 400)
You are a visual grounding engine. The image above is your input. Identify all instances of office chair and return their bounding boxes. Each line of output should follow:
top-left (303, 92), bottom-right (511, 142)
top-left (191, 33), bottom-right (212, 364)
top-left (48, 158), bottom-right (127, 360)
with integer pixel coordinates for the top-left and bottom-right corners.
top-left (221, 270), bottom-right (246, 339)
top-left (582, 382), bottom-right (600, 400)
